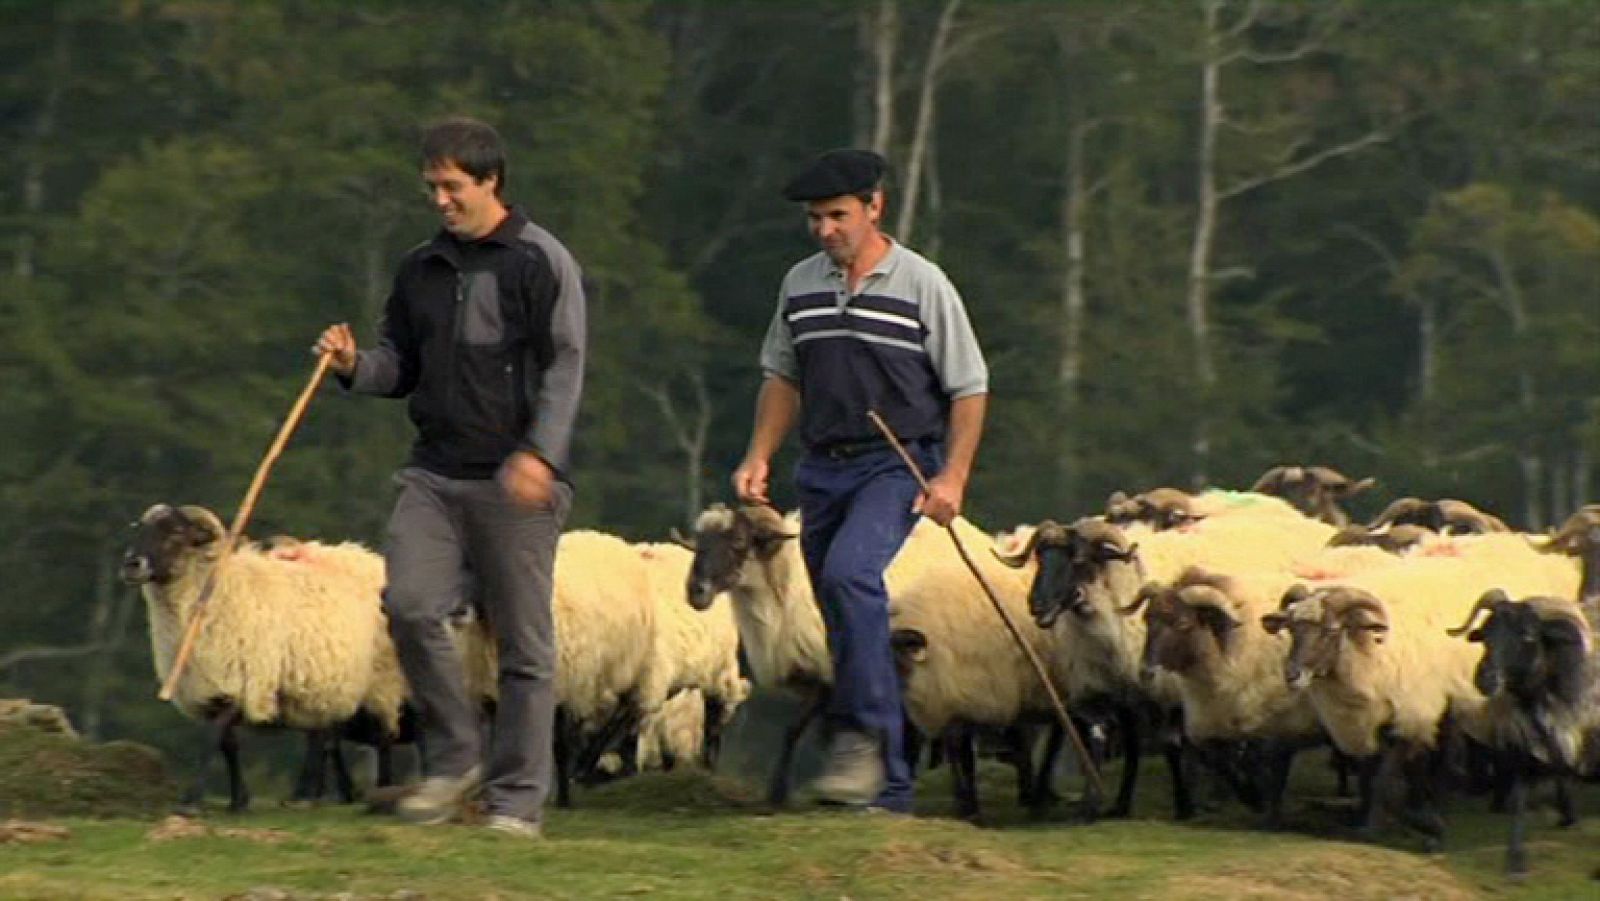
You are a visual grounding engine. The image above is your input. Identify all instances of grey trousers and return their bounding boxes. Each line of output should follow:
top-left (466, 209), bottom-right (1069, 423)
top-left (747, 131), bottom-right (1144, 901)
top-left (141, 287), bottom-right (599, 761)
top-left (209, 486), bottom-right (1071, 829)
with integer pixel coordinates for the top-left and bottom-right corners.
top-left (383, 466), bottom-right (571, 823)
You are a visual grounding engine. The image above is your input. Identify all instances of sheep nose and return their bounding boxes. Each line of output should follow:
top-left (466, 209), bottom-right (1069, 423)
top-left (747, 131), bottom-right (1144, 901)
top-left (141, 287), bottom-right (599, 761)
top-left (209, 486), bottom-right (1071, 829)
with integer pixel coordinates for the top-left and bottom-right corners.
top-left (120, 553), bottom-right (152, 584)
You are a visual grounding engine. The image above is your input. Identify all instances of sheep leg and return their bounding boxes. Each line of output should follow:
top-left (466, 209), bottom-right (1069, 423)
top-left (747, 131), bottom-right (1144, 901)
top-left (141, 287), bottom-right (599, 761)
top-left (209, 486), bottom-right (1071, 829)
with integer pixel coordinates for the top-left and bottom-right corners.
top-left (553, 706), bottom-right (576, 809)
top-left (901, 713), bottom-right (925, 777)
top-left (1331, 749), bottom-right (1354, 799)
top-left (291, 731), bottom-right (328, 802)
top-left (1394, 745), bottom-right (1445, 851)
top-left (374, 734), bottom-right (396, 788)
top-left (219, 711), bottom-right (249, 813)
top-left (947, 725), bottom-right (980, 821)
top-left (701, 694), bottom-right (727, 770)
top-left (768, 692), bottom-right (825, 806)
top-left (1105, 705), bottom-right (1142, 820)
top-left (1261, 742), bottom-right (1297, 831)
top-left (330, 737), bottom-right (356, 803)
top-left (1029, 722), bottom-right (1065, 816)
top-left (1554, 772), bottom-right (1577, 829)
top-left (1505, 766), bottom-right (1531, 878)
top-left (1007, 724), bottom-right (1037, 808)
top-left (1352, 753), bottom-right (1382, 838)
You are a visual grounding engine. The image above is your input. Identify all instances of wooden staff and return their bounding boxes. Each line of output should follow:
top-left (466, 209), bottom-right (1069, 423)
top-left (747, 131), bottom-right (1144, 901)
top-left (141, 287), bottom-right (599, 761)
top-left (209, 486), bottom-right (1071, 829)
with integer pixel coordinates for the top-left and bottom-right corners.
top-left (158, 352), bottom-right (334, 701)
top-left (866, 410), bottom-right (1103, 797)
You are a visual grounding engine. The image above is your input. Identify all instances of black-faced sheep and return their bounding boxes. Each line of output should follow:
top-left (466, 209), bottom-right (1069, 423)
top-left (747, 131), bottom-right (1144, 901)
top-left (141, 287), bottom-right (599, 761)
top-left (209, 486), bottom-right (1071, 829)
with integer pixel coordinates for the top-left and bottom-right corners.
top-left (122, 504), bottom-right (393, 813)
top-left (1250, 466), bottom-right (1376, 527)
top-left (1447, 588), bottom-right (1600, 877)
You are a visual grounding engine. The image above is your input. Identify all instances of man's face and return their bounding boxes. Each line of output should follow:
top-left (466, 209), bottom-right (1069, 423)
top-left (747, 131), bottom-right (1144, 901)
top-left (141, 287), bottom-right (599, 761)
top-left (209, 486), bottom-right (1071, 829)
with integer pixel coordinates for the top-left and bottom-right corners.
top-left (807, 191), bottom-right (882, 268)
top-left (423, 160), bottom-right (501, 240)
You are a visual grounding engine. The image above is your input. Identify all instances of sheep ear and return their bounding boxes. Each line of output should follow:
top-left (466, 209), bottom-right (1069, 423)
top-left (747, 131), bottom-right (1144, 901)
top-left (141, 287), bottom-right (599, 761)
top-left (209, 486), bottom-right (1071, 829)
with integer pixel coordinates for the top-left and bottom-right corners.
top-left (1261, 613), bottom-right (1289, 635)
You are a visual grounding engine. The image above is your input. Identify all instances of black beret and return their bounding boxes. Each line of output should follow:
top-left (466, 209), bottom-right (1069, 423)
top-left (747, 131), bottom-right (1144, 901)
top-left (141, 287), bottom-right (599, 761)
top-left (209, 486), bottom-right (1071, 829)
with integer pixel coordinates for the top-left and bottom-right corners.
top-left (781, 149), bottom-right (888, 202)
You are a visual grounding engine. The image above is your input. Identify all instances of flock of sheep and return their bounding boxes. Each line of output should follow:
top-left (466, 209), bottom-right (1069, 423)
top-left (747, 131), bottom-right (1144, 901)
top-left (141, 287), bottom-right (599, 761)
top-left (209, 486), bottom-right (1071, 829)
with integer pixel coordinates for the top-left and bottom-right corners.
top-left (119, 464), bottom-right (1600, 879)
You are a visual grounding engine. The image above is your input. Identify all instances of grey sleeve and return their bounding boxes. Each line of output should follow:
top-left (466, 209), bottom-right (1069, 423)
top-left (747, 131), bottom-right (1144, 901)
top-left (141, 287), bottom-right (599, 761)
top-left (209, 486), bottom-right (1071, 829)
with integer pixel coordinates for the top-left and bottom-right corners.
top-left (921, 268), bottom-right (988, 398)
top-left (758, 282), bottom-right (798, 381)
top-left (346, 267), bottom-right (418, 398)
top-left (523, 239), bottom-right (586, 477)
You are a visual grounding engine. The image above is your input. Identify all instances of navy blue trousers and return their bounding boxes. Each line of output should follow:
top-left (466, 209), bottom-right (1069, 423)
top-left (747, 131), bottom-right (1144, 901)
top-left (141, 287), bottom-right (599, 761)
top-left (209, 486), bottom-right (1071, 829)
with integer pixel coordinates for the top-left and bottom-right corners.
top-left (795, 440), bottom-right (942, 812)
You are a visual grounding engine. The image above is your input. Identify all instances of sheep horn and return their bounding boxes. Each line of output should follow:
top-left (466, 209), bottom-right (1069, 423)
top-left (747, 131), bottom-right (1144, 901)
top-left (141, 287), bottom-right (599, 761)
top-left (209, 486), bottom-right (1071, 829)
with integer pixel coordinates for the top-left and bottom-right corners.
top-left (668, 527), bottom-right (697, 551)
top-left (1446, 588), bottom-right (1510, 638)
top-left (1279, 583), bottom-right (1312, 611)
top-left (1177, 584), bottom-right (1239, 628)
top-left (992, 519), bottom-right (1053, 568)
top-left (1537, 509), bottom-right (1600, 555)
top-left (1250, 467), bottom-right (1286, 493)
top-left (1120, 581), bottom-right (1163, 617)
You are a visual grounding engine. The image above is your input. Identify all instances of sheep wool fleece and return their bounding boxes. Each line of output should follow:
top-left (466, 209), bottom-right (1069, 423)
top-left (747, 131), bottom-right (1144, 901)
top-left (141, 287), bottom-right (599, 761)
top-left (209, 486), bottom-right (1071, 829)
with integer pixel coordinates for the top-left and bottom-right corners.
top-left (384, 466), bottom-right (572, 823)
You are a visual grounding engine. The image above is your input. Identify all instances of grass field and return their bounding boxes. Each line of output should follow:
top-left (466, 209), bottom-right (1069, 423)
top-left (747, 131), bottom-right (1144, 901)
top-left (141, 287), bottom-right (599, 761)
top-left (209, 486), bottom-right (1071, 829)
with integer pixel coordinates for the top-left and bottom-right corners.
top-left (2, 720), bottom-right (1597, 901)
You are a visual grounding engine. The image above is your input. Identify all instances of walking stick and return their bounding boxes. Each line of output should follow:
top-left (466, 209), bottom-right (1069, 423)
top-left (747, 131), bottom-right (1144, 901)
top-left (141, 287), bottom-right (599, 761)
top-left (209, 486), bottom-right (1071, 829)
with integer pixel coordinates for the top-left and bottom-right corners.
top-left (866, 410), bottom-right (1104, 798)
top-left (158, 352), bottom-right (335, 701)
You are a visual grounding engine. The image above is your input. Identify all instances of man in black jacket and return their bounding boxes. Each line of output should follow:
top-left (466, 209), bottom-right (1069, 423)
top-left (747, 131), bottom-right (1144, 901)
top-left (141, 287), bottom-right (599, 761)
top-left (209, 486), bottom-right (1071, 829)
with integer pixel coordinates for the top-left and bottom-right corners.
top-left (315, 117), bottom-right (584, 838)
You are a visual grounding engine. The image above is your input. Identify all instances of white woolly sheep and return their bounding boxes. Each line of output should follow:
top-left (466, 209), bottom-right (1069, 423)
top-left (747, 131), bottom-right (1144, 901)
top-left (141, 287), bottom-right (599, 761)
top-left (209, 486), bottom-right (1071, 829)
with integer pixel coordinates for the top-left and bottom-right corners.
top-left (122, 504), bottom-right (391, 813)
top-left (453, 529), bottom-right (657, 807)
top-left (683, 502), bottom-right (964, 805)
top-left (634, 541), bottom-right (747, 769)
top-left (1261, 541), bottom-right (1579, 843)
top-left (881, 516), bottom-right (1077, 820)
top-left (993, 505), bottom-right (1342, 819)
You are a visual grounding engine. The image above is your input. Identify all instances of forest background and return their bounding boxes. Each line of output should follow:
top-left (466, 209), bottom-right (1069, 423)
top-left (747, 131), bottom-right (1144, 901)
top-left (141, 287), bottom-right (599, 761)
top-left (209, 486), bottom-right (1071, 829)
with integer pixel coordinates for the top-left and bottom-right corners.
top-left (1, 1), bottom-right (1595, 766)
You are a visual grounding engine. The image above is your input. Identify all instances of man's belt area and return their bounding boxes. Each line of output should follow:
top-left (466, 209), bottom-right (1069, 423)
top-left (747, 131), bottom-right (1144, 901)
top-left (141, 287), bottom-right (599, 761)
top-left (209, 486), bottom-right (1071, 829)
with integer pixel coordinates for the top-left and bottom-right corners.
top-left (812, 434), bottom-right (935, 461)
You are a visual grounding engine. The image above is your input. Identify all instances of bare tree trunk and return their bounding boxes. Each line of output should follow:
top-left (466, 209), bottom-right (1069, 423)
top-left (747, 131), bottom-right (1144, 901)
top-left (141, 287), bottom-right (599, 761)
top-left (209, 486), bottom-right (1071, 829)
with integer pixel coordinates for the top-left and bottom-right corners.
top-left (1417, 296), bottom-right (1438, 404)
top-left (896, 0), bottom-right (961, 244)
top-left (78, 542), bottom-right (134, 742)
top-left (1489, 244), bottom-right (1543, 529)
top-left (641, 371), bottom-right (713, 528)
top-left (14, 13), bottom-right (70, 280)
top-left (1550, 455), bottom-right (1569, 527)
top-left (923, 137), bottom-right (944, 260)
top-left (1184, 0), bottom-right (1225, 488)
top-left (868, 0), bottom-right (899, 156)
top-left (1054, 113), bottom-right (1091, 508)
top-left (1575, 449), bottom-right (1592, 516)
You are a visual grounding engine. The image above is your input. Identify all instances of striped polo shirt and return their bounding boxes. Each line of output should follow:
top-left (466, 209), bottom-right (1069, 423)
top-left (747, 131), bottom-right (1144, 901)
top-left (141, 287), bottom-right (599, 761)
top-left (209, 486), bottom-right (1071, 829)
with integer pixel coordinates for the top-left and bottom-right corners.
top-left (759, 239), bottom-right (987, 450)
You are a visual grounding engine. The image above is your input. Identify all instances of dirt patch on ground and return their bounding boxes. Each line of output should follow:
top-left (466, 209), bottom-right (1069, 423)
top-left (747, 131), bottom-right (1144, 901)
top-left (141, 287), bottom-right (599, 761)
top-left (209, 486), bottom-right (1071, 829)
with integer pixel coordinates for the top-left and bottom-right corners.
top-left (1160, 844), bottom-right (1480, 901)
top-left (144, 814), bottom-right (294, 845)
top-left (0, 722), bottom-right (174, 819)
top-left (868, 840), bottom-right (1032, 875)
top-left (0, 820), bottom-right (71, 844)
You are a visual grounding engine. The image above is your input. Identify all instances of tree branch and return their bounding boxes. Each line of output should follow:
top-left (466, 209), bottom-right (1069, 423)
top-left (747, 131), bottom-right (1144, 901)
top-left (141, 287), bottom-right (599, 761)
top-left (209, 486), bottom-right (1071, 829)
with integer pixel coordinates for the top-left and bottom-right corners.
top-left (0, 642), bottom-right (106, 672)
top-left (1219, 127), bottom-right (1395, 200)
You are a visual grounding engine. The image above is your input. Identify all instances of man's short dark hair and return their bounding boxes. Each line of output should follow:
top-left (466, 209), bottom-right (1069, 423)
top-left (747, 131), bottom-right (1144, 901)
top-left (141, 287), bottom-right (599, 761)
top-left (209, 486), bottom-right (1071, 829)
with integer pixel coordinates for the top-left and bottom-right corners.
top-left (421, 117), bottom-right (507, 197)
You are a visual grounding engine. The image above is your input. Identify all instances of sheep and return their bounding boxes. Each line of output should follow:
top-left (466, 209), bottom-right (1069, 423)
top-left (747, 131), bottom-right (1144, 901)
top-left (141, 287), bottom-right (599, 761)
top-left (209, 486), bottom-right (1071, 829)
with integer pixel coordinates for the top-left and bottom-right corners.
top-left (683, 502), bottom-right (985, 806)
top-left (1122, 559), bottom-right (1399, 826)
top-left (1534, 504), bottom-right (1600, 629)
top-left (1250, 465), bottom-right (1376, 526)
top-left (1368, 496), bottom-right (1511, 535)
top-left (265, 535), bottom-right (416, 804)
top-left (453, 529), bottom-right (657, 808)
top-left (885, 528), bottom-right (1082, 820)
top-left (121, 504), bottom-right (391, 813)
top-left (1260, 542), bottom-right (1579, 844)
top-left (1326, 522), bottom-right (1435, 553)
top-left (633, 542), bottom-right (747, 771)
top-left (1446, 588), bottom-right (1600, 877)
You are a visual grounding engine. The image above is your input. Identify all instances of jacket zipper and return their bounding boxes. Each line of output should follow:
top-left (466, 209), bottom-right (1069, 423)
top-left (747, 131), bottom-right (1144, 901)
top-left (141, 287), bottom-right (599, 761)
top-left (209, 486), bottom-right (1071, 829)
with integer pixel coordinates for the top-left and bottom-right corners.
top-left (447, 271), bottom-right (464, 425)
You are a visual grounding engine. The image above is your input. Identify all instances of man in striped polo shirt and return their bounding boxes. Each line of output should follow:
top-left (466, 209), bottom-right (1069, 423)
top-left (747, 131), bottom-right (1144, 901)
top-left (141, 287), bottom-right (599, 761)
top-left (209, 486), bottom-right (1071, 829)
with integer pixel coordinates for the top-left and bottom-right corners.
top-left (732, 149), bottom-right (988, 812)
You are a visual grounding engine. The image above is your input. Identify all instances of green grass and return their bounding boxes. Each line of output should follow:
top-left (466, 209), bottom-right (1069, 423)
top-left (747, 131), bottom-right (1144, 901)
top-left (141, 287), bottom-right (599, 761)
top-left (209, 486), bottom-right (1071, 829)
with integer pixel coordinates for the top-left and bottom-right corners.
top-left (3, 744), bottom-right (1598, 901)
